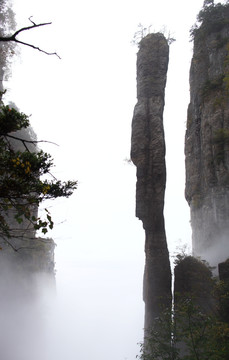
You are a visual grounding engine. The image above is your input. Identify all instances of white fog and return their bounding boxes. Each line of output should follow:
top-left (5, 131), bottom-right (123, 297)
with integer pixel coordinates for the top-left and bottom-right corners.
top-left (0, 0), bottom-right (205, 359)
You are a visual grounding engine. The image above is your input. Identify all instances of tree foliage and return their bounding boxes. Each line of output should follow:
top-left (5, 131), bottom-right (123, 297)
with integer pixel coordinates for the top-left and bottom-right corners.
top-left (0, 97), bottom-right (77, 248)
top-left (190, 0), bottom-right (229, 40)
top-left (139, 298), bottom-right (229, 360)
top-left (131, 23), bottom-right (175, 48)
top-left (138, 258), bottom-right (229, 360)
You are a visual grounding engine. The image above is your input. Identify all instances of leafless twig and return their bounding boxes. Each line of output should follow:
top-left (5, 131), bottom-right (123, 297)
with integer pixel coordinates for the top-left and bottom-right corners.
top-left (0, 16), bottom-right (61, 59)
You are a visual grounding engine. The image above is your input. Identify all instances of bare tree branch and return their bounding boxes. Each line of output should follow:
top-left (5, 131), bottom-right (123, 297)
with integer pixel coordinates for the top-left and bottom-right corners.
top-left (5, 134), bottom-right (59, 148)
top-left (0, 16), bottom-right (61, 59)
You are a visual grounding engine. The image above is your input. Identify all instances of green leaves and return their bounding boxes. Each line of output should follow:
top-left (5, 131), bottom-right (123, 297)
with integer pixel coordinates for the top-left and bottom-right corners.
top-left (32, 210), bottom-right (54, 234)
top-left (139, 274), bottom-right (229, 360)
top-left (0, 100), bottom-right (77, 240)
top-left (190, 1), bottom-right (229, 40)
top-left (0, 105), bottom-right (29, 135)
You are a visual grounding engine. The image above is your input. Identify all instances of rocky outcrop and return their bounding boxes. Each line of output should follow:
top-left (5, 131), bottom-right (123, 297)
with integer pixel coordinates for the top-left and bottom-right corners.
top-left (0, 236), bottom-right (55, 275)
top-left (174, 256), bottom-right (214, 312)
top-left (219, 258), bottom-right (229, 282)
top-left (131, 33), bottom-right (171, 330)
top-left (185, 4), bottom-right (229, 267)
top-left (174, 256), bottom-right (215, 357)
top-left (218, 258), bottom-right (229, 322)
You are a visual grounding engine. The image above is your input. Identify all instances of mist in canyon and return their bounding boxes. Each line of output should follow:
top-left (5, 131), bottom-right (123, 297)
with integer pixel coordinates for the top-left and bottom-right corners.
top-left (0, 0), bottom-right (213, 359)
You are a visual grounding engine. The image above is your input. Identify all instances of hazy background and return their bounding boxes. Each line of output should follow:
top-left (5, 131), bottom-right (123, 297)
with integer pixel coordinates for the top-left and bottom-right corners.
top-left (3, 0), bottom-right (206, 359)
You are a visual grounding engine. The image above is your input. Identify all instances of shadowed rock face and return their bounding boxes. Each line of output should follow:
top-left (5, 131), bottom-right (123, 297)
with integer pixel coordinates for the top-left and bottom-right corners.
top-left (185, 6), bottom-right (229, 267)
top-left (174, 256), bottom-right (215, 357)
top-left (131, 33), bottom-right (171, 329)
top-left (174, 256), bottom-right (214, 312)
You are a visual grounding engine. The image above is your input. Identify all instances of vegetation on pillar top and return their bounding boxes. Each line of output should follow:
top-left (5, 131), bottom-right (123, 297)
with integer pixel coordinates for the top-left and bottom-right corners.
top-left (131, 23), bottom-right (175, 48)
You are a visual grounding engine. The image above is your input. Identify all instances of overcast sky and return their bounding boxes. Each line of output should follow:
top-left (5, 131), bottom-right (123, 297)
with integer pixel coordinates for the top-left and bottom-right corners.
top-left (5, 0), bottom-right (206, 359)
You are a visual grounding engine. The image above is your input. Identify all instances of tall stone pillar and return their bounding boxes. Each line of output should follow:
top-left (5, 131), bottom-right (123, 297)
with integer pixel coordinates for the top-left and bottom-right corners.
top-left (131, 33), bottom-right (171, 330)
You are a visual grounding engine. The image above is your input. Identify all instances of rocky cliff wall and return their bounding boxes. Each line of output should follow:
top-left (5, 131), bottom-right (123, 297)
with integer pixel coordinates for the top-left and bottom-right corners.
top-left (131, 33), bottom-right (171, 330)
top-left (185, 4), bottom-right (229, 267)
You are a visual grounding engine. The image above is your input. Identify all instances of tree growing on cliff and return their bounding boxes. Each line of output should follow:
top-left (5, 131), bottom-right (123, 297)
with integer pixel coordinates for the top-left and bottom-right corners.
top-left (139, 298), bottom-right (229, 360)
top-left (0, 98), bottom-right (77, 250)
top-left (131, 24), bottom-right (175, 47)
top-left (190, 0), bottom-right (229, 39)
top-left (138, 257), bottom-right (229, 360)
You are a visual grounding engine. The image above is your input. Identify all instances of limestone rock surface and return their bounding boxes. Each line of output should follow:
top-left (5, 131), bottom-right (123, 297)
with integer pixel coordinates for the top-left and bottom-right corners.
top-left (131, 33), bottom-right (171, 329)
top-left (185, 5), bottom-right (229, 266)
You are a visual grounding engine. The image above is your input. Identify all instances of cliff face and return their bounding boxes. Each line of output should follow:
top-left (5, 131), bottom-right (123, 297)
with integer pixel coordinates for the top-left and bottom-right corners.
top-left (185, 4), bottom-right (229, 267)
top-left (131, 33), bottom-right (171, 329)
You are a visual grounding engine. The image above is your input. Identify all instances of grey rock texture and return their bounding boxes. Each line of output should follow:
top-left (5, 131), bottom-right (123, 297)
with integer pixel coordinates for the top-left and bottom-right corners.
top-left (174, 256), bottom-right (214, 312)
top-left (131, 33), bottom-right (171, 330)
top-left (219, 258), bottom-right (229, 282)
top-left (185, 5), bottom-right (229, 267)
top-left (218, 258), bottom-right (229, 322)
top-left (0, 236), bottom-right (56, 276)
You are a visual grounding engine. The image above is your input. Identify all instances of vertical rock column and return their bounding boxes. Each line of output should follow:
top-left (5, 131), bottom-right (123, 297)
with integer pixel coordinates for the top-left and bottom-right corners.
top-left (131, 33), bottom-right (171, 330)
top-left (185, 5), bottom-right (229, 267)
